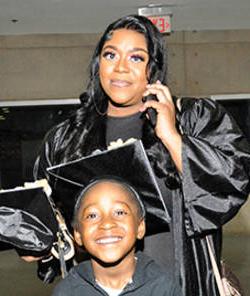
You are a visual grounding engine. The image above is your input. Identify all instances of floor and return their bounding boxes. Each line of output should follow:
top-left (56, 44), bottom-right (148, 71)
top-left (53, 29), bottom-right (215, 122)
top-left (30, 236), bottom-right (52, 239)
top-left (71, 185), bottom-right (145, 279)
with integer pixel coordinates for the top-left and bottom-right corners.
top-left (222, 235), bottom-right (250, 295)
top-left (0, 235), bottom-right (249, 296)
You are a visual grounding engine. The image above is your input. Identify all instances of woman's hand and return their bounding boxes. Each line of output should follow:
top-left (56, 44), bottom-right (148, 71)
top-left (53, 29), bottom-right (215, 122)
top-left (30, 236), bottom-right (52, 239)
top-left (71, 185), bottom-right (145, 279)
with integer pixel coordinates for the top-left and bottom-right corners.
top-left (21, 255), bottom-right (44, 262)
top-left (140, 81), bottom-right (182, 172)
top-left (140, 81), bottom-right (177, 140)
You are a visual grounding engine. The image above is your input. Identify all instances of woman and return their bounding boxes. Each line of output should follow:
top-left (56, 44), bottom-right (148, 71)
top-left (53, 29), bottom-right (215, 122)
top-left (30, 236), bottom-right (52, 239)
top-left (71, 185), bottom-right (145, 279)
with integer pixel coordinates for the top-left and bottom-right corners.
top-left (34, 15), bottom-right (250, 295)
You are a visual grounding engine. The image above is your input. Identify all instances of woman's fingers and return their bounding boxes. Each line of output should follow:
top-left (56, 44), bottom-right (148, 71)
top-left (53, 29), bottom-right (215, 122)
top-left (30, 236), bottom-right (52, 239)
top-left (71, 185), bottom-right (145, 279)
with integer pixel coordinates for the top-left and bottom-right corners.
top-left (142, 90), bottom-right (174, 114)
top-left (144, 81), bottom-right (173, 104)
top-left (143, 88), bottom-right (165, 103)
top-left (140, 99), bottom-right (163, 113)
top-left (21, 255), bottom-right (44, 262)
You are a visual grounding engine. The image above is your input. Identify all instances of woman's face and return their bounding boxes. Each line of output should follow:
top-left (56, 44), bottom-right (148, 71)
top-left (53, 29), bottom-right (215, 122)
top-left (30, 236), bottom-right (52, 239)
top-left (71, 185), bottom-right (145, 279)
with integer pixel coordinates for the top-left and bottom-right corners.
top-left (99, 29), bottom-right (149, 115)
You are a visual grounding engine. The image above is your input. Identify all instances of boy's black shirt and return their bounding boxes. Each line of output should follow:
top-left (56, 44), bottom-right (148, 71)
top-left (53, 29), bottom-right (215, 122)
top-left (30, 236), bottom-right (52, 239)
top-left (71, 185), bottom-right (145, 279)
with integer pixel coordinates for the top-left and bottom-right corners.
top-left (52, 252), bottom-right (181, 296)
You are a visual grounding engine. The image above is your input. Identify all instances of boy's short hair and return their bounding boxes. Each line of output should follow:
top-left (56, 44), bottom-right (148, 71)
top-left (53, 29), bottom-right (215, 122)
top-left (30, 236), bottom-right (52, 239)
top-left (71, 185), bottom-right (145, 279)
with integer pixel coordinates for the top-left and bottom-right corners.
top-left (73, 177), bottom-right (146, 229)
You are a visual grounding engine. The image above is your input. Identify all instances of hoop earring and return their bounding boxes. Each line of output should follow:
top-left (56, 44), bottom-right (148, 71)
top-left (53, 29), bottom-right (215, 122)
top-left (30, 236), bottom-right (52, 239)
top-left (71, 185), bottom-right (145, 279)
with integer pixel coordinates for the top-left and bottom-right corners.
top-left (91, 81), bottom-right (107, 116)
top-left (93, 96), bottom-right (107, 116)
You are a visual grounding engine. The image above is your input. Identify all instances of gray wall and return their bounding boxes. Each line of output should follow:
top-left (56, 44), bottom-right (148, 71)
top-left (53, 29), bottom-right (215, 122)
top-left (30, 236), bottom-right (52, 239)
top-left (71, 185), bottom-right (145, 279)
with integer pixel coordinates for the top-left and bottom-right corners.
top-left (0, 30), bottom-right (249, 234)
top-left (167, 30), bottom-right (250, 96)
top-left (1, 30), bottom-right (250, 100)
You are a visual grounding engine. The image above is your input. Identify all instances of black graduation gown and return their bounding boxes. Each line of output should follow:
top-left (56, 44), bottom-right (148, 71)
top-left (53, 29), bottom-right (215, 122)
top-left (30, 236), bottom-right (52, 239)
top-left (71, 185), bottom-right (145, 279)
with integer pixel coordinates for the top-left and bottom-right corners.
top-left (34, 97), bottom-right (250, 296)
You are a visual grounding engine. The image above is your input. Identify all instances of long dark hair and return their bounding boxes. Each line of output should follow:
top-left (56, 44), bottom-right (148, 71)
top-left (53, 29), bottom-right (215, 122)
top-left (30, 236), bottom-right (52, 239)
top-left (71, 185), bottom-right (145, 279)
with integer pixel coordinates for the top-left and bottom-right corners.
top-left (60, 15), bottom-right (179, 188)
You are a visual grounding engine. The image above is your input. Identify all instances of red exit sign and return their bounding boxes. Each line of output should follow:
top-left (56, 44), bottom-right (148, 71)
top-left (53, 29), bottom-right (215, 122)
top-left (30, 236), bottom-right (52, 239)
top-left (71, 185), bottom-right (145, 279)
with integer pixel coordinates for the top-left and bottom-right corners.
top-left (148, 15), bottom-right (171, 33)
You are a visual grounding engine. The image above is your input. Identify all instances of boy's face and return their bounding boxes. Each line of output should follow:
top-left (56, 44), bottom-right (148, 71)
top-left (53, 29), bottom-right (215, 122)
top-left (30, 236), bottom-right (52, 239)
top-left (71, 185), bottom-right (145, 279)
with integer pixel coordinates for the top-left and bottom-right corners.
top-left (74, 181), bottom-right (145, 265)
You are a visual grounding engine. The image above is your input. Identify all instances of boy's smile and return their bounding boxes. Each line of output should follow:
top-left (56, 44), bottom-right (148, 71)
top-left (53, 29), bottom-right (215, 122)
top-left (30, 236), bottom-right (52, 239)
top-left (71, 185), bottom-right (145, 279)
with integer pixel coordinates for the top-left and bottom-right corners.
top-left (95, 236), bottom-right (122, 245)
top-left (74, 180), bottom-right (145, 265)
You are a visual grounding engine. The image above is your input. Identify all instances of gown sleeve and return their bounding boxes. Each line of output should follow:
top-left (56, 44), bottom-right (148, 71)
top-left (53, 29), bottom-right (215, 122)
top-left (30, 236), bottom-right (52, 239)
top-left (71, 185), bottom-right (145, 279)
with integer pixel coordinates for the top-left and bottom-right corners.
top-left (33, 120), bottom-right (69, 181)
top-left (33, 128), bottom-right (57, 181)
top-left (179, 97), bottom-right (250, 237)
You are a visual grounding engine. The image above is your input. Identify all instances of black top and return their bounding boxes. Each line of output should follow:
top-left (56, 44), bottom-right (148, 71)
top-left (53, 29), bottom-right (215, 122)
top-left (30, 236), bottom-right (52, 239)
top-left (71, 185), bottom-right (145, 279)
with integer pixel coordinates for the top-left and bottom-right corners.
top-left (106, 112), bottom-right (144, 144)
top-left (52, 252), bottom-right (181, 296)
top-left (106, 113), bottom-right (175, 275)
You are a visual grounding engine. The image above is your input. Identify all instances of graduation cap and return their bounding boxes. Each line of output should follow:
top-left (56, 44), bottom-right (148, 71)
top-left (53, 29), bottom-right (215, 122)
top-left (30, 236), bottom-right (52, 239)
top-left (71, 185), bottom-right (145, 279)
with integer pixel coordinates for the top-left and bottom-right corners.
top-left (0, 180), bottom-right (58, 256)
top-left (47, 140), bottom-right (170, 235)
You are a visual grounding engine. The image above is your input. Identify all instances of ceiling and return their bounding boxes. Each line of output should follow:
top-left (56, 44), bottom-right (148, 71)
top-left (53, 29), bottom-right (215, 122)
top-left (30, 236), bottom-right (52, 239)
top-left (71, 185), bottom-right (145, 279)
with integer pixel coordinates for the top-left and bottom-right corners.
top-left (1, 0), bottom-right (250, 35)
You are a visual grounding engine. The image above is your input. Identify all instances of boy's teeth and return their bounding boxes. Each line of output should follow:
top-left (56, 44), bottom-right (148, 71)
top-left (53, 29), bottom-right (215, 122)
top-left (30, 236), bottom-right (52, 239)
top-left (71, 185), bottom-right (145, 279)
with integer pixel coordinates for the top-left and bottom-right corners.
top-left (97, 237), bottom-right (122, 244)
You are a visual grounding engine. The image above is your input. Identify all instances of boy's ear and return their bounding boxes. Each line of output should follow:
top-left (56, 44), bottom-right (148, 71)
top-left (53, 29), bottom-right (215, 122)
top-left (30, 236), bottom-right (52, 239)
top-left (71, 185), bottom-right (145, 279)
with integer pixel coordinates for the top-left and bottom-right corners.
top-left (74, 229), bottom-right (83, 246)
top-left (137, 219), bottom-right (146, 240)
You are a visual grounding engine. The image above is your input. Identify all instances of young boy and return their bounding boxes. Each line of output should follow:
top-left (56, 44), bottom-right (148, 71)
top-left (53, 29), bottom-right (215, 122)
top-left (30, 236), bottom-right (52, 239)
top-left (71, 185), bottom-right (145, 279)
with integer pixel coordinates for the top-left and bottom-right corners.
top-left (52, 178), bottom-right (181, 296)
